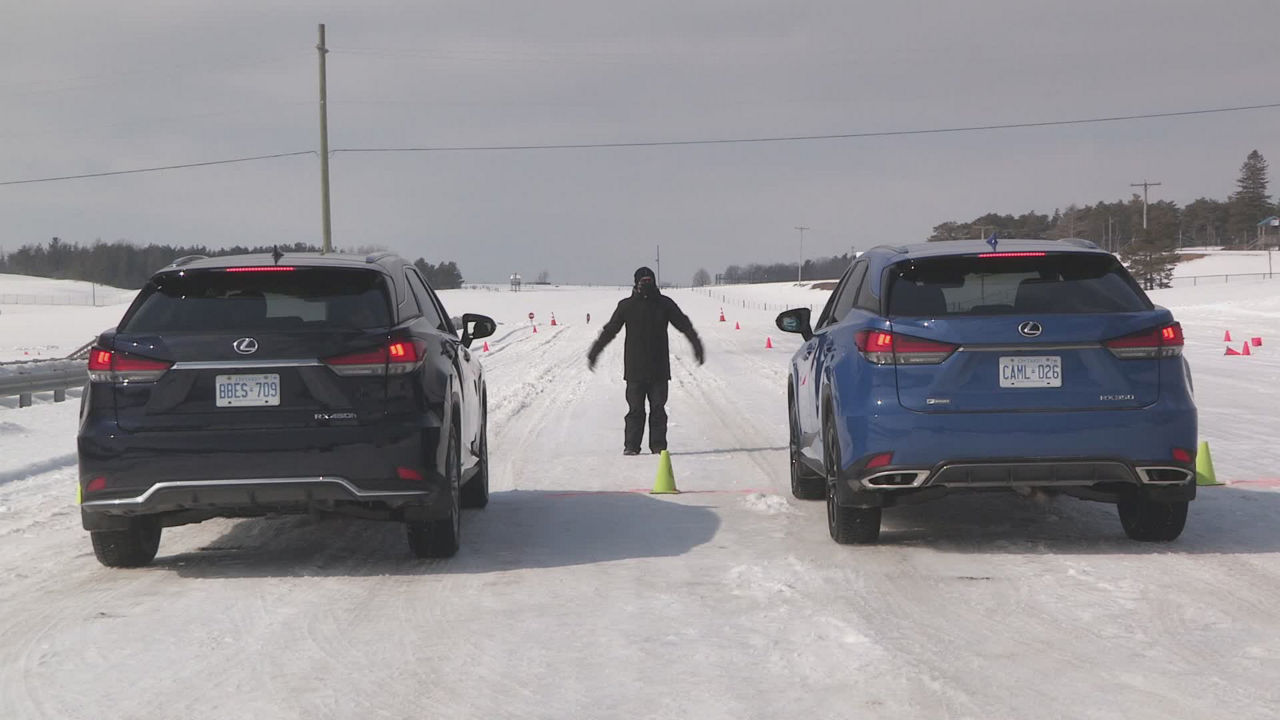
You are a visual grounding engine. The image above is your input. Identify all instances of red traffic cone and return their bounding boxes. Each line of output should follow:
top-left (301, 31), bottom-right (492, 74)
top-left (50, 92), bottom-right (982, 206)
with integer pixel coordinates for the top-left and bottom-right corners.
top-left (533, 324), bottom-right (538, 334)
top-left (719, 308), bottom-right (726, 322)
top-left (1225, 346), bottom-right (1241, 356)
top-left (482, 341), bottom-right (490, 352)
top-left (1242, 342), bottom-right (1252, 356)
top-left (550, 314), bottom-right (558, 326)
top-left (1253, 337), bottom-right (1263, 347)
top-left (1224, 330), bottom-right (1233, 342)
top-left (765, 337), bottom-right (773, 349)
top-left (734, 321), bottom-right (740, 330)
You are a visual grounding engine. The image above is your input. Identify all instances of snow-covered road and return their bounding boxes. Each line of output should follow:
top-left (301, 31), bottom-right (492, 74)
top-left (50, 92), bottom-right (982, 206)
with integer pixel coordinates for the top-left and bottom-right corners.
top-left (2, 278), bottom-right (1279, 719)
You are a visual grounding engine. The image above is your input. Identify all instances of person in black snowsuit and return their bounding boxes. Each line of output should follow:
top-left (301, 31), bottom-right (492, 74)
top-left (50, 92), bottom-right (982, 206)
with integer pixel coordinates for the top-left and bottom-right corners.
top-left (587, 267), bottom-right (705, 455)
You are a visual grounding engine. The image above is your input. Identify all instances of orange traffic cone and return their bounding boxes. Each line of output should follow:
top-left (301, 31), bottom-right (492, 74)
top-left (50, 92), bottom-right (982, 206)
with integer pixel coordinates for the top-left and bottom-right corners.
top-left (1242, 342), bottom-right (1252, 356)
top-left (734, 321), bottom-right (740, 330)
top-left (765, 337), bottom-right (773, 349)
top-left (719, 308), bottom-right (726, 322)
top-left (1224, 330), bottom-right (1233, 342)
top-left (482, 341), bottom-right (490, 352)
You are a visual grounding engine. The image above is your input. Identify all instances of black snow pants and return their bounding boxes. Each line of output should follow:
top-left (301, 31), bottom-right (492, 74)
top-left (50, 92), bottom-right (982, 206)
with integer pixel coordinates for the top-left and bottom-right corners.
top-left (624, 380), bottom-right (669, 453)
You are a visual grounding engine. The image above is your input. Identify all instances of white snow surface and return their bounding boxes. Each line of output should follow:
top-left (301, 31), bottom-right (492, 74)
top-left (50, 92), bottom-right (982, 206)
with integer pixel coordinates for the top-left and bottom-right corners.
top-left (1, 275), bottom-right (1279, 718)
top-left (1173, 249), bottom-right (1278, 278)
top-left (0, 274), bottom-right (134, 361)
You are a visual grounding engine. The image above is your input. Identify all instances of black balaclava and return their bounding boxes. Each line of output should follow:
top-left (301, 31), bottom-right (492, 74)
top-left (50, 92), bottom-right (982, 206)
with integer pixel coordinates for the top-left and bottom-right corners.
top-left (634, 266), bottom-right (657, 297)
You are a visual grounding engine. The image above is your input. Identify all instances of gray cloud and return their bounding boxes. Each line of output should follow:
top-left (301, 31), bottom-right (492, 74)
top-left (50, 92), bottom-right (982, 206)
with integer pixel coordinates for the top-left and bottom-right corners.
top-left (3, 1), bottom-right (1279, 284)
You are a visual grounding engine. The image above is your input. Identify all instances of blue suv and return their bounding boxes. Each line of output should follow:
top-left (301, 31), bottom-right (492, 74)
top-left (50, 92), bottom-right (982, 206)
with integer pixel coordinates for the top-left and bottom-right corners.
top-left (776, 240), bottom-right (1197, 544)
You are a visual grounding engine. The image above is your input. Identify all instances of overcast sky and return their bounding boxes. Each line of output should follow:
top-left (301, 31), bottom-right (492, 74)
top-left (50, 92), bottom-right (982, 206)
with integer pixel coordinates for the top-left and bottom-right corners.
top-left (4, 1), bottom-right (1279, 285)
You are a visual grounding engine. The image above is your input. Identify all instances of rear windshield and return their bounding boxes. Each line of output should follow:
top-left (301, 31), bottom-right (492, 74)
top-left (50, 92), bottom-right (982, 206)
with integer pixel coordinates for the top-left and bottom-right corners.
top-left (121, 268), bottom-right (392, 333)
top-left (886, 253), bottom-right (1150, 316)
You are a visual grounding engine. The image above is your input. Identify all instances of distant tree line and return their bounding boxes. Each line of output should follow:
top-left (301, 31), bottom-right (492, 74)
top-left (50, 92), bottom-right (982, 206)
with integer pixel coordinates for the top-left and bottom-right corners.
top-left (928, 149), bottom-right (1278, 289)
top-left (711, 253), bottom-right (854, 285)
top-left (0, 238), bottom-right (465, 290)
top-left (707, 150), bottom-right (1276, 290)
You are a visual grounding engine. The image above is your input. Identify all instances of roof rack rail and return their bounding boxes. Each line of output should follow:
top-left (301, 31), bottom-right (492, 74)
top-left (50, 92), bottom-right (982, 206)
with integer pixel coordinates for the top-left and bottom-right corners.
top-left (1058, 237), bottom-right (1100, 250)
top-left (167, 254), bottom-right (208, 268)
top-left (365, 252), bottom-right (397, 264)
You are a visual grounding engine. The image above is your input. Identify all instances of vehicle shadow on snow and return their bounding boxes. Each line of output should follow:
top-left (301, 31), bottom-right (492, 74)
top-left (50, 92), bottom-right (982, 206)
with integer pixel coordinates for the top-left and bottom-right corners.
top-left (877, 487), bottom-right (1280, 555)
top-left (668, 446), bottom-right (787, 457)
top-left (150, 489), bottom-right (720, 579)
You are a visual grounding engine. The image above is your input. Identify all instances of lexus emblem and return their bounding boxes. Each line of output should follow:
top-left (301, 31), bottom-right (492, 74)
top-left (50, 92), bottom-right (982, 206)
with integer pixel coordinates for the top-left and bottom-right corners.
top-left (1018, 321), bottom-right (1043, 338)
top-left (233, 337), bottom-right (259, 355)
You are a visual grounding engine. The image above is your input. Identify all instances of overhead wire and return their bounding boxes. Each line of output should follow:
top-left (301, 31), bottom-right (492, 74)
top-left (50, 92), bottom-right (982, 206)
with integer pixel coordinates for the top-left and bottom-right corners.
top-left (1, 100), bottom-right (1279, 186)
top-left (333, 101), bottom-right (1280, 153)
top-left (0, 152), bottom-right (315, 187)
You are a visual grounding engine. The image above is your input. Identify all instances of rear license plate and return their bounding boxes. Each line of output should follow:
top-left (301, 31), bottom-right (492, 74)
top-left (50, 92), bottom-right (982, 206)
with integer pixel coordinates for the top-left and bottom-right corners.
top-left (215, 374), bottom-right (281, 407)
top-left (999, 356), bottom-right (1061, 388)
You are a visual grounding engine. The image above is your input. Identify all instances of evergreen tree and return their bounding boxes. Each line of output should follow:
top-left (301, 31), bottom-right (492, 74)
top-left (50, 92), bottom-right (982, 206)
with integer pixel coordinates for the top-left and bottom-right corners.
top-left (1227, 150), bottom-right (1271, 244)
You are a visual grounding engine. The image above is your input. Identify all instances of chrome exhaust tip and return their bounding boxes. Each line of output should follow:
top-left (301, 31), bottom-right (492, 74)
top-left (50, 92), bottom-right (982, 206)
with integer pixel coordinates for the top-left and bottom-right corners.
top-left (1135, 466), bottom-right (1194, 484)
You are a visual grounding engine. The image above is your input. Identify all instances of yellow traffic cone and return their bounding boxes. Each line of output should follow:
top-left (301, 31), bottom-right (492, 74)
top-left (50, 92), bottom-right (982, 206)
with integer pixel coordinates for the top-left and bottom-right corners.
top-left (1196, 440), bottom-right (1223, 486)
top-left (651, 450), bottom-right (679, 494)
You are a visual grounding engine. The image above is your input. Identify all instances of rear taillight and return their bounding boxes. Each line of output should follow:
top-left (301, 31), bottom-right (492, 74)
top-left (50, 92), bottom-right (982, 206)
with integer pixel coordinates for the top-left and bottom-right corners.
top-left (855, 330), bottom-right (957, 365)
top-left (1105, 322), bottom-right (1184, 360)
top-left (324, 338), bottom-right (423, 376)
top-left (223, 266), bottom-right (295, 272)
top-left (87, 348), bottom-right (172, 383)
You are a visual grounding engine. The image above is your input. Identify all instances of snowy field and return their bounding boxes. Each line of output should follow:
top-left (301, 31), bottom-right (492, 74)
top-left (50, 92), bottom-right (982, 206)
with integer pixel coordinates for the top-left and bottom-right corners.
top-left (1, 261), bottom-right (1279, 719)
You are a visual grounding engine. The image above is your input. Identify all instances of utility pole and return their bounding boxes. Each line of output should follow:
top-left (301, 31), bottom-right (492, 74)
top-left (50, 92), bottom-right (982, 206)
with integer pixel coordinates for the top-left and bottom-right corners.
top-left (1130, 180), bottom-right (1162, 231)
top-left (318, 24), bottom-right (333, 254)
top-left (794, 226), bottom-right (809, 283)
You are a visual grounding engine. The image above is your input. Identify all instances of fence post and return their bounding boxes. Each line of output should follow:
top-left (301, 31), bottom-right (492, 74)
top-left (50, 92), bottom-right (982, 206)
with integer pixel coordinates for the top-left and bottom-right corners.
top-left (54, 389), bottom-right (66, 403)
top-left (19, 392), bottom-right (33, 408)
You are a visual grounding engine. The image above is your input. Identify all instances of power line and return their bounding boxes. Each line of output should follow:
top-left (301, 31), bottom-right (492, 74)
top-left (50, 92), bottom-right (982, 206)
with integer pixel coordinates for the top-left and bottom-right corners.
top-left (332, 101), bottom-right (1280, 153)
top-left (2, 100), bottom-right (1279, 187)
top-left (0, 151), bottom-right (314, 187)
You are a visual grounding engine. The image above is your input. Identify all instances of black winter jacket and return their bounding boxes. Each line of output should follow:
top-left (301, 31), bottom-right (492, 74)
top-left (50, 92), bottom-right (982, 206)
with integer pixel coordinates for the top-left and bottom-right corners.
top-left (588, 290), bottom-right (703, 381)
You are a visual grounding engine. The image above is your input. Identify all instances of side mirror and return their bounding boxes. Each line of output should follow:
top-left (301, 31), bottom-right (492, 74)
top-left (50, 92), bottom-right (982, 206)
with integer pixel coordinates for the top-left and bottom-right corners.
top-left (775, 308), bottom-right (813, 341)
top-left (461, 313), bottom-right (496, 348)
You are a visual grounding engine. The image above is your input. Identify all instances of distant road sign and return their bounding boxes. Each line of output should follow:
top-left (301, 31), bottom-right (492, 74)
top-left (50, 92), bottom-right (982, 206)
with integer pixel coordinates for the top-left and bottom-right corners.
top-left (528, 312), bottom-right (535, 320)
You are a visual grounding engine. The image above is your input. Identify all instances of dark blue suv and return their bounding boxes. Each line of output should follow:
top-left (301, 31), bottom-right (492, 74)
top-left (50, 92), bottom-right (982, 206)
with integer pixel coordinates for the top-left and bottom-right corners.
top-left (78, 252), bottom-right (496, 566)
top-left (776, 240), bottom-right (1197, 545)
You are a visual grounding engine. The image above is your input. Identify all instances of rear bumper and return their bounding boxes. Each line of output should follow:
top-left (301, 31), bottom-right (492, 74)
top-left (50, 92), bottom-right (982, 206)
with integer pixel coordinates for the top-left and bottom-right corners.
top-left (80, 476), bottom-right (443, 529)
top-left (78, 417), bottom-right (447, 527)
top-left (832, 400), bottom-right (1197, 507)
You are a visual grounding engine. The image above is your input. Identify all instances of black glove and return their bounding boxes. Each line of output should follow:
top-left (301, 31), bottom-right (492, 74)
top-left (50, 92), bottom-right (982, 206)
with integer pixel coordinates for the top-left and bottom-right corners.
top-left (694, 341), bottom-right (705, 366)
top-left (587, 350), bottom-right (599, 371)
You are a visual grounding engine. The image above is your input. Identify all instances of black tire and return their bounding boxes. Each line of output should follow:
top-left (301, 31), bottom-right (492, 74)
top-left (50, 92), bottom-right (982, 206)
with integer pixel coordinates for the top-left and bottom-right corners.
top-left (789, 396), bottom-right (824, 500)
top-left (407, 427), bottom-right (462, 558)
top-left (824, 416), bottom-right (880, 544)
top-left (1118, 498), bottom-right (1188, 541)
top-left (90, 517), bottom-right (161, 568)
top-left (460, 412), bottom-right (489, 509)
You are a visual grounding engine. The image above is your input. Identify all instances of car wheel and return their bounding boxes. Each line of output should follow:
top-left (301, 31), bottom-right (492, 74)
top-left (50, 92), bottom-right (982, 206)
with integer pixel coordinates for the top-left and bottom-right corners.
top-left (90, 517), bottom-right (162, 568)
top-left (789, 396), bottom-right (824, 500)
top-left (824, 415), bottom-right (880, 544)
top-left (461, 411), bottom-right (489, 509)
top-left (407, 427), bottom-right (462, 558)
top-left (1118, 497), bottom-right (1187, 542)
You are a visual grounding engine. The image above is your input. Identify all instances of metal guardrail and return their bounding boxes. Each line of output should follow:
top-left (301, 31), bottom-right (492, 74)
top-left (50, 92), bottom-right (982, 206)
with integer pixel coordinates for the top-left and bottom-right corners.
top-left (0, 359), bottom-right (86, 408)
